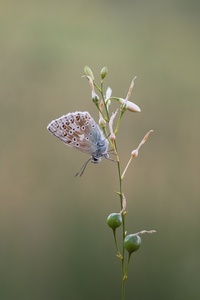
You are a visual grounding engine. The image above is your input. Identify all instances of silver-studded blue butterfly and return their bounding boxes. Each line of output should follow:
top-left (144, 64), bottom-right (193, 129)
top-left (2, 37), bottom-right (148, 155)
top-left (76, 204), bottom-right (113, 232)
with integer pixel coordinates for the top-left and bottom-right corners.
top-left (47, 111), bottom-right (110, 176)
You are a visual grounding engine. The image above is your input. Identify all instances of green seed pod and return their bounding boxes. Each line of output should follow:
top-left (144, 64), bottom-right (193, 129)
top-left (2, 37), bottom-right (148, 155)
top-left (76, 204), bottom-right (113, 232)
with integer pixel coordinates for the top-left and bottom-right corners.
top-left (124, 234), bottom-right (141, 253)
top-left (107, 213), bottom-right (122, 229)
top-left (100, 66), bottom-right (108, 80)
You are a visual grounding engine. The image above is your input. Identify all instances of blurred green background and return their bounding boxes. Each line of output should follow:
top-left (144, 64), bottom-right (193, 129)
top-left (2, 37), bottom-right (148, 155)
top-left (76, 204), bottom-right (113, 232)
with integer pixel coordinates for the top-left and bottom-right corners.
top-left (0, 0), bottom-right (199, 299)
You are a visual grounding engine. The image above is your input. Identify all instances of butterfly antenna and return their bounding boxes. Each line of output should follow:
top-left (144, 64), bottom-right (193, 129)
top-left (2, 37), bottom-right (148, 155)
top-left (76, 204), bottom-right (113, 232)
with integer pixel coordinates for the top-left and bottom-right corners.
top-left (75, 158), bottom-right (92, 177)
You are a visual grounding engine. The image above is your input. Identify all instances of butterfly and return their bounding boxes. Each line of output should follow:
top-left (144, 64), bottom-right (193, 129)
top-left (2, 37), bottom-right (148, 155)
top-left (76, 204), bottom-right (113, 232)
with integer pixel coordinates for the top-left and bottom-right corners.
top-left (47, 111), bottom-right (110, 176)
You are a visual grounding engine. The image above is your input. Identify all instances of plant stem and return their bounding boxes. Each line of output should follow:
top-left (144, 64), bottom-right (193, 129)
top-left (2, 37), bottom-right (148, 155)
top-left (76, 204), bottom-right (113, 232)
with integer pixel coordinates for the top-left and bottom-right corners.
top-left (113, 229), bottom-right (121, 258)
top-left (114, 140), bottom-right (126, 300)
top-left (94, 81), bottom-right (110, 120)
top-left (95, 78), bottom-right (127, 300)
top-left (125, 253), bottom-right (132, 278)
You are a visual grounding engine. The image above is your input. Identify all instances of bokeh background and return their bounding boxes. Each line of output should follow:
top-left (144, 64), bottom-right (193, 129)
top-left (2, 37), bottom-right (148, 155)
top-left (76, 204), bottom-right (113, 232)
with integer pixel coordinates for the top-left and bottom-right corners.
top-left (0, 0), bottom-right (199, 299)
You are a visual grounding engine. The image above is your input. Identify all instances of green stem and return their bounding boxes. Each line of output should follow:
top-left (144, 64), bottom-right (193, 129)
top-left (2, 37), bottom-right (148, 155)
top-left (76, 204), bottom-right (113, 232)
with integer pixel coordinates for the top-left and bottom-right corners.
top-left (101, 82), bottom-right (110, 120)
top-left (94, 103), bottom-right (109, 122)
top-left (95, 80), bottom-right (126, 299)
top-left (113, 229), bottom-right (122, 258)
top-left (94, 81), bottom-right (110, 120)
top-left (115, 110), bottom-right (125, 135)
top-left (125, 253), bottom-right (132, 279)
top-left (114, 140), bottom-right (126, 300)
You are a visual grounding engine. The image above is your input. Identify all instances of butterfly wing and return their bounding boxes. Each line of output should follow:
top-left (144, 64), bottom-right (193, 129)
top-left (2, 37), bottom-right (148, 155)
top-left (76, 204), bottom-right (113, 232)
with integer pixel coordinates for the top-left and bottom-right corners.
top-left (47, 111), bottom-right (106, 155)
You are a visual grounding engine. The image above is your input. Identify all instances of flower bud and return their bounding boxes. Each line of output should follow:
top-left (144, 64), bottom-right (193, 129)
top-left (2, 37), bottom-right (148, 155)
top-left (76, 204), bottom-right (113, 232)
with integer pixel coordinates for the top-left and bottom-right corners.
top-left (109, 133), bottom-right (116, 144)
top-left (92, 90), bottom-right (99, 104)
top-left (119, 98), bottom-right (141, 112)
top-left (84, 66), bottom-right (94, 81)
top-left (107, 213), bottom-right (122, 229)
top-left (131, 149), bottom-right (138, 158)
top-left (99, 115), bottom-right (106, 127)
top-left (100, 66), bottom-right (108, 80)
top-left (124, 234), bottom-right (141, 253)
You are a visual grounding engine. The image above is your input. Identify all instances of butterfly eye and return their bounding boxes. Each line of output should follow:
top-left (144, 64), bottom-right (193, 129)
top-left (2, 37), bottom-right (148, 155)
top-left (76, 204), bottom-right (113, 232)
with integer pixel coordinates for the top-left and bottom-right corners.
top-left (82, 126), bottom-right (85, 130)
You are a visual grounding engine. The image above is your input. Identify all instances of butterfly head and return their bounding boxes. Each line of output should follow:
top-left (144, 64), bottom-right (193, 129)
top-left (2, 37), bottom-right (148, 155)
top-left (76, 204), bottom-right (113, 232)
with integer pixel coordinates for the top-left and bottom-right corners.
top-left (91, 152), bottom-right (109, 164)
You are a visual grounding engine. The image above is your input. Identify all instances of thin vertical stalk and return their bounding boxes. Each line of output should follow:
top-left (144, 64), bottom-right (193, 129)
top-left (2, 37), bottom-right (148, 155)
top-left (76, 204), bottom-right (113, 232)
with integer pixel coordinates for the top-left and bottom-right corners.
top-left (114, 140), bottom-right (126, 300)
top-left (94, 81), bottom-right (110, 120)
